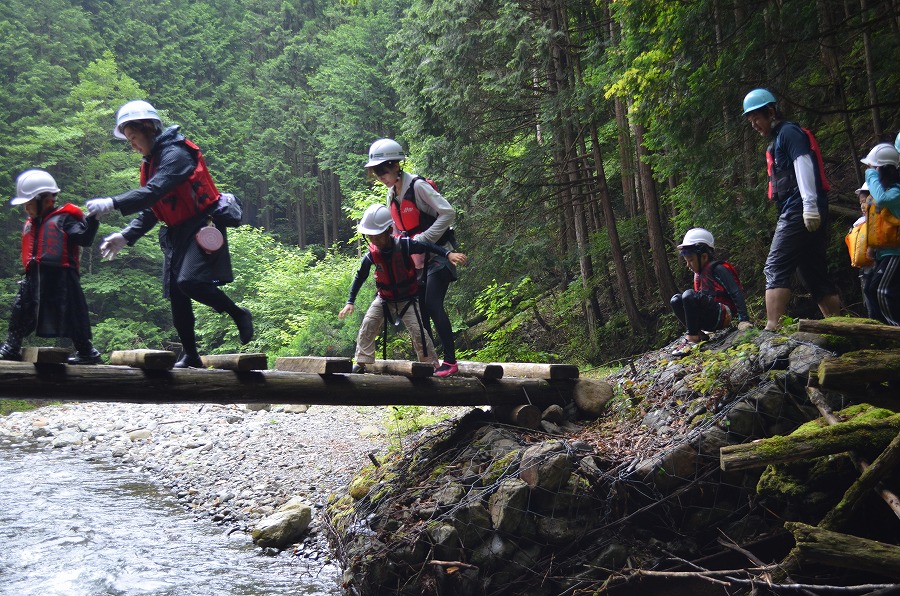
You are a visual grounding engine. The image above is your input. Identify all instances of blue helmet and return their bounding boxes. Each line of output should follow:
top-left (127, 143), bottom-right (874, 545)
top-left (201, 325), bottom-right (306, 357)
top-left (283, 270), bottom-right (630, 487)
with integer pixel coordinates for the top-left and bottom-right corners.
top-left (742, 88), bottom-right (777, 115)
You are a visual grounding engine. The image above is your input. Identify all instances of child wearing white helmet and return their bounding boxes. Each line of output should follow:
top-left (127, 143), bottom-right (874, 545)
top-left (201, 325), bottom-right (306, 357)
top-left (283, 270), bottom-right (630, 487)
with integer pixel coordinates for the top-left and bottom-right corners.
top-left (1, 169), bottom-right (101, 364)
top-left (845, 182), bottom-right (875, 317)
top-left (861, 142), bottom-right (900, 326)
top-left (670, 228), bottom-right (752, 356)
top-left (339, 204), bottom-right (467, 374)
top-left (365, 138), bottom-right (462, 376)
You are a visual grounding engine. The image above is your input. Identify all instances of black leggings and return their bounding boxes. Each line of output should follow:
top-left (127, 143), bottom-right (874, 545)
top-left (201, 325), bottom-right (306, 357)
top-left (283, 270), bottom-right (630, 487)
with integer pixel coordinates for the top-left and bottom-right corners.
top-left (670, 290), bottom-right (725, 336)
top-left (170, 278), bottom-right (240, 355)
top-left (420, 266), bottom-right (456, 363)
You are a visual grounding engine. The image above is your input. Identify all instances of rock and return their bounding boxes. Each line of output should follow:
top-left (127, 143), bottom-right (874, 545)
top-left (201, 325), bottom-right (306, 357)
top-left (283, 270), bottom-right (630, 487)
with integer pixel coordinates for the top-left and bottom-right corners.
top-left (488, 478), bottom-right (529, 533)
top-left (573, 379), bottom-right (614, 418)
top-left (251, 496), bottom-right (313, 549)
top-left (51, 432), bottom-right (83, 448)
top-left (542, 404), bottom-right (565, 424)
top-left (279, 404), bottom-right (309, 414)
top-left (128, 429), bottom-right (152, 441)
top-left (243, 403), bottom-right (271, 412)
top-left (519, 441), bottom-right (571, 491)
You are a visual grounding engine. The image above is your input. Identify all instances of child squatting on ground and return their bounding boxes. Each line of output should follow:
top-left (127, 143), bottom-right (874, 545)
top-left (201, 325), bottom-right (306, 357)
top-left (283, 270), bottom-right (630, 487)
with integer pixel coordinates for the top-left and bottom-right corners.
top-left (0, 170), bottom-right (101, 364)
top-left (670, 228), bottom-right (752, 357)
top-left (339, 204), bottom-right (467, 376)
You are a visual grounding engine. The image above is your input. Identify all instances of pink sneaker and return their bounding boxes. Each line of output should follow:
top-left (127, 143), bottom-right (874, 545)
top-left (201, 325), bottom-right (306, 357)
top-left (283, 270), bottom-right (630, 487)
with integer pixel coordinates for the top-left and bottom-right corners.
top-left (434, 361), bottom-right (459, 377)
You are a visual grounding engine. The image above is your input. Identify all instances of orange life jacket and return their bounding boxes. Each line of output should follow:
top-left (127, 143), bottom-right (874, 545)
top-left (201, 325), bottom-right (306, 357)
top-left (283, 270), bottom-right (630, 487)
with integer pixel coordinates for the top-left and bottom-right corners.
top-left (369, 238), bottom-right (418, 302)
top-left (141, 138), bottom-right (220, 226)
top-left (695, 260), bottom-right (743, 325)
top-left (390, 176), bottom-right (439, 237)
top-left (20, 203), bottom-right (86, 271)
top-left (845, 221), bottom-right (875, 267)
top-left (865, 199), bottom-right (900, 249)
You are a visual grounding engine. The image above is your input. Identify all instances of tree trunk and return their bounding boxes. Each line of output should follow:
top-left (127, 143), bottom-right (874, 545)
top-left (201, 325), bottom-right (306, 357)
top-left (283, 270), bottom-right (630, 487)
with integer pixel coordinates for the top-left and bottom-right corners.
top-left (633, 123), bottom-right (677, 301)
top-left (785, 522), bottom-right (900, 580)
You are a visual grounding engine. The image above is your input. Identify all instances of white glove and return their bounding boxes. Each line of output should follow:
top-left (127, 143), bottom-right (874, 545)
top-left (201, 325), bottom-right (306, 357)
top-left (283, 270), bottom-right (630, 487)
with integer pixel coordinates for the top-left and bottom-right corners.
top-left (737, 321), bottom-right (753, 331)
top-left (86, 197), bottom-right (115, 218)
top-left (100, 233), bottom-right (127, 261)
top-left (803, 207), bottom-right (821, 232)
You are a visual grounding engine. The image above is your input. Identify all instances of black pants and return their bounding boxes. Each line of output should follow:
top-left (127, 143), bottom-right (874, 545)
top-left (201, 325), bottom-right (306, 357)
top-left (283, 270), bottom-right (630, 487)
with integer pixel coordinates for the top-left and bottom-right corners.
top-left (419, 266), bottom-right (456, 363)
top-left (865, 255), bottom-right (900, 326)
top-left (5, 269), bottom-right (93, 352)
top-left (670, 290), bottom-right (725, 336)
top-left (170, 278), bottom-right (240, 355)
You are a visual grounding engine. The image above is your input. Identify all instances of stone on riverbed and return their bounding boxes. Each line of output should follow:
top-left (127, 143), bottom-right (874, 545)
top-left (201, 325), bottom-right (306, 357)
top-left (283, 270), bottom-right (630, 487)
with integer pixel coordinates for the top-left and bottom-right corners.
top-left (251, 495), bottom-right (313, 549)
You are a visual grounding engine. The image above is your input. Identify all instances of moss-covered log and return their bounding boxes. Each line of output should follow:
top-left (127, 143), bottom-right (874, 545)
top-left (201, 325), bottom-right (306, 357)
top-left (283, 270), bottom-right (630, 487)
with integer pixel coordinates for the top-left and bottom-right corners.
top-left (785, 522), bottom-right (900, 580)
top-left (798, 318), bottom-right (900, 342)
top-left (720, 414), bottom-right (900, 471)
top-left (816, 349), bottom-right (900, 390)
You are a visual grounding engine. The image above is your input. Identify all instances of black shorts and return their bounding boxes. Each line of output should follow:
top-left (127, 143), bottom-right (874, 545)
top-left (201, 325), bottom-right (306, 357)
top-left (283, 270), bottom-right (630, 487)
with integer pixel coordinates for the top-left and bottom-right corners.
top-left (763, 206), bottom-right (838, 300)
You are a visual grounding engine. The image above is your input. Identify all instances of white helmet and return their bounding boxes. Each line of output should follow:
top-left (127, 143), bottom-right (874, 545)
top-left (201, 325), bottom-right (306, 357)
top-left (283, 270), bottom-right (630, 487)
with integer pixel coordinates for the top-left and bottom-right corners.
top-left (113, 100), bottom-right (162, 139)
top-left (11, 169), bottom-right (60, 205)
top-left (855, 182), bottom-right (870, 195)
top-left (860, 143), bottom-right (900, 168)
top-left (677, 228), bottom-right (715, 250)
top-left (365, 138), bottom-right (405, 168)
top-left (358, 204), bottom-right (393, 235)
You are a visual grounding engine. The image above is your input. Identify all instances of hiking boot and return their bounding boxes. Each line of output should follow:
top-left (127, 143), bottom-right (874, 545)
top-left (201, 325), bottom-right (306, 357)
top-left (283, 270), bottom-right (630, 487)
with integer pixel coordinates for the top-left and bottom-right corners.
top-left (174, 353), bottom-right (204, 369)
top-left (435, 361), bottom-right (459, 377)
top-left (351, 363), bottom-right (367, 374)
top-left (233, 307), bottom-right (254, 345)
top-left (67, 347), bottom-right (102, 365)
top-left (0, 343), bottom-right (21, 361)
top-left (670, 338), bottom-right (698, 357)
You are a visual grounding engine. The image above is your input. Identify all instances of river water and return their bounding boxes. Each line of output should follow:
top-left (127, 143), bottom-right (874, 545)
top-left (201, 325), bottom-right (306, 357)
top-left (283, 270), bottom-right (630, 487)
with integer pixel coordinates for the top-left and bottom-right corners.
top-left (0, 441), bottom-right (343, 596)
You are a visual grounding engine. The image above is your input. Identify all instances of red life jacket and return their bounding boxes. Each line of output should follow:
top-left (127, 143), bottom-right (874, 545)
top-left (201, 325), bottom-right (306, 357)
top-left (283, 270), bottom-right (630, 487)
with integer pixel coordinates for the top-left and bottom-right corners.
top-left (20, 203), bottom-right (86, 271)
top-left (766, 125), bottom-right (831, 201)
top-left (695, 260), bottom-right (743, 320)
top-left (369, 238), bottom-right (418, 302)
top-left (390, 176), bottom-right (439, 236)
top-left (141, 138), bottom-right (220, 226)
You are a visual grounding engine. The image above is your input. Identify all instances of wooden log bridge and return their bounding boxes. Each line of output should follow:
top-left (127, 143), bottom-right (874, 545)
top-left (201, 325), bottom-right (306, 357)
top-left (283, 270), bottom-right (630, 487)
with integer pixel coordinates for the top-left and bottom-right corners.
top-left (0, 356), bottom-right (577, 408)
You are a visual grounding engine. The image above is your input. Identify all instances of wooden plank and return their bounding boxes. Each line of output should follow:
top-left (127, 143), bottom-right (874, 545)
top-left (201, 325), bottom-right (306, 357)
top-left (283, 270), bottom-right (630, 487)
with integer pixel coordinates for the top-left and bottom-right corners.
top-left (0, 360), bottom-right (567, 407)
top-left (274, 356), bottom-right (352, 374)
top-left (202, 353), bottom-right (268, 371)
top-left (109, 349), bottom-right (176, 370)
top-left (369, 360), bottom-right (434, 378)
top-left (798, 318), bottom-right (900, 342)
top-left (495, 362), bottom-right (579, 380)
top-left (21, 347), bottom-right (70, 364)
top-left (456, 361), bottom-right (504, 380)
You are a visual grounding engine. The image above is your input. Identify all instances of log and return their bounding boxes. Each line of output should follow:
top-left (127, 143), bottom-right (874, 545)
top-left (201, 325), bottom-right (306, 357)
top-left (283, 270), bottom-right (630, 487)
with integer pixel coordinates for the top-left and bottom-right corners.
top-left (785, 522), bottom-right (900, 580)
top-left (822, 430), bottom-right (900, 528)
top-left (21, 347), bottom-right (70, 364)
top-left (798, 318), bottom-right (900, 342)
top-left (201, 353), bottom-right (268, 371)
top-left (456, 361), bottom-right (504, 380)
top-left (274, 356), bottom-right (352, 374)
top-left (719, 414), bottom-right (900, 471)
top-left (0, 360), bottom-right (565, 407)
top-left (495, 362), bottom-right (579, 380)
top-left (491, 404), bottom-right (542, 429)
top-left (109, 349), bottom-right (176, 370)
top-left (816, 349), bottom-right (900, 390)
top-left (368, 360), bottom-right (433, 378)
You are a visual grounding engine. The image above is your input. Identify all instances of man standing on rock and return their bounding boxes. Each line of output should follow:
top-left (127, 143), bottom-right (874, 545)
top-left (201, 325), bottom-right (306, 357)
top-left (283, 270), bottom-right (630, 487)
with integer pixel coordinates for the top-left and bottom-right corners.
top-left (742, 88), bottom-right (841, 330)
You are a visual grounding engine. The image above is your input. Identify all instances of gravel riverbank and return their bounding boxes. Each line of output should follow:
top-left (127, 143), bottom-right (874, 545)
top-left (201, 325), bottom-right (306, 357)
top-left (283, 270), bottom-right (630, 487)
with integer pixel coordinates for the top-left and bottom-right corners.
top-left (0, 401), bottom-right (403, 560)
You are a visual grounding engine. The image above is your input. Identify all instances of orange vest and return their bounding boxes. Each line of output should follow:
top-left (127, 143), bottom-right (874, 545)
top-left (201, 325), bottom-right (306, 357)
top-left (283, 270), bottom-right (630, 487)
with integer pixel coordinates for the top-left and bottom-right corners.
top-left (845, 221), bottom-right (875, 267)
top-left (141, 138), bottom-right (220, 226)
top-left (20, 203), bottom-right (86, 271)
top-left (865, 200), bottom-right (900, 249)
top-left (369, 238), bottom-right (418, 302)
